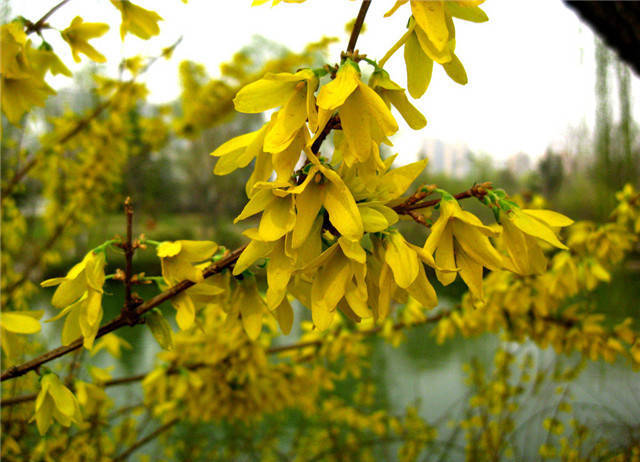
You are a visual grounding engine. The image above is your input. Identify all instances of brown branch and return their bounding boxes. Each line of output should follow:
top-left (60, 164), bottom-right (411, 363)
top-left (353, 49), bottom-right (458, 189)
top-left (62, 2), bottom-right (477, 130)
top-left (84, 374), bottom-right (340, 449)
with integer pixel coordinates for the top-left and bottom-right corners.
top-left (113, 417), bottom-right (179, 462)
top-left (310, 116), bottom-right (340, 155)
top-left (346, 0), bottom-right (372, 54)
top-left (0, 245), bottom-right (247, 383)
top-left (121, 197), bottom-right (138, 313)
top-left (393, 182), bottom-right (492, 215)
top-left (25, 0), bottom-right (72, 35)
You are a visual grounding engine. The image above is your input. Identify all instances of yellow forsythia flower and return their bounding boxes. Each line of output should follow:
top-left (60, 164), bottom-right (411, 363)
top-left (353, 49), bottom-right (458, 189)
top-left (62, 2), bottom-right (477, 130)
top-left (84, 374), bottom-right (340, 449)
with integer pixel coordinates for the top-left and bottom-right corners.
top-left (157, 240), bottom-right (218, 285)
top-left (369, 69), bottom-right (427, 130)
top-left (424, 197), bottom-right (503, 298)
top-left (157, 240), bottom-right (218, 330)
top-left (501, 208), bottom-right (573, 275)
top-left (1, 24), bottom-right (55, 124)
top-left (31, 373), bottom-right (82, 435)
top-left (316, 60), bottom-right (398, 165)
top-left (233, 69), bottom-right (318, 145)
top-left (61, 16), bottom-right (109, 63)
top-left (110, 0), bottom-right (162, 40)
top-left (90, 333), bottom-right (132, 358)
top-left (42, 251), bottom-right (106, 349)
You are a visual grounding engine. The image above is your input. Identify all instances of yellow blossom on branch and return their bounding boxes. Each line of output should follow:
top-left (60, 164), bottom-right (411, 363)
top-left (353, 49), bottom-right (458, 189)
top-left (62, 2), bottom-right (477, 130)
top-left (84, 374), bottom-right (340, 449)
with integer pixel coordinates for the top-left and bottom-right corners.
top-left (31, 373), bottom-right (82, 435)
top-left (110, 0), bottom-right (162, 40)
top-left (424, 194), bottom-right (503, 299)
top-left (61, 16), bottom-right (109, 63)
top-left (316, 60), bottom-right (398, 166)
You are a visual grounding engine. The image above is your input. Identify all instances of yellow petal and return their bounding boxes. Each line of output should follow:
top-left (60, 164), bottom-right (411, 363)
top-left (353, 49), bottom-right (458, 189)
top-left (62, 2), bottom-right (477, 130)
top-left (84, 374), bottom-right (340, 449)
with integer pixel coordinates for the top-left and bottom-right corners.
top-left (263, 84), bottom-right (308, 153)
top-left (443, 52), bottom-right (468, 85)
top-left (423, 200), bottom-right (454, 255)
top-left (384, 0), bottom-right (408, 17)
top-left (339, 91), bottom-right (372, 162)
top-left (359, 204), bottom-right (389, 233)
top-left (317, 62), bottom-right (359, 110)
top-left (321, 169), bottom-right (363, 240)
top-left (358, 82), bottom-right (399, 137)
top-left (111, 0), bottom-right (162, 40)
top-left (411, 0), bottom-right (449, 51)
top-left (452, 220), bottom-right (503, 271)
top-left (311, 251), bottom-right (352, 330)
top-left (338, 236), bottom-right (366, 264)
top-left (233, 238), bottom-right (276, 275)
top-left (292, 180), bottom-right (323, 248)
top-left (176, 240), bottom-right (218, 262)
top-left (233, 75), bottom-right (298, 113)
top-left (259, 196), bottom-right (296, 241)
top-left (407, 263), bottom-right (438, 309)
top-left (376, 159), bottom-right (428, 201)
top-left (414, 22), bottom-right (451, 64)
top-left (238, 280), bottom-right (265, 340)
top-left (435, 225), bottom-right (457, 285)
top-left (48, 376), bottom-right (77, 418)
top-left (173, 293), bottom-right (196, 330)
top-left (377, 263), bottom-right (395, 321)
top-left (511, 210), bottom-right (568, 249)
top-left (345, 278), bottom-right (371, 319)
top-left (235, 188), bottom-right (276, 223)
top-left (445, 2), bottom-right (488, 22)
top-left (210, 130), bottom-right (259, 157)
top-left (455, 244), bottom-right (484, 299)
top-left (273, 297), bottom-right (294, 335)
top-left (266, 240), bottom-right (294, 309)
top-left (157, 241), bottom-right (182, 258)
top-left (1, 312), bottom-right (41, 334)
top-left (522, 209), bottom-right (574, 227)
top-left (405, 29), bottom-right (434, 98)
top-left (387, 89), bottom-right (427, 129)
top-left (384, 232), bottom-right (419, 288)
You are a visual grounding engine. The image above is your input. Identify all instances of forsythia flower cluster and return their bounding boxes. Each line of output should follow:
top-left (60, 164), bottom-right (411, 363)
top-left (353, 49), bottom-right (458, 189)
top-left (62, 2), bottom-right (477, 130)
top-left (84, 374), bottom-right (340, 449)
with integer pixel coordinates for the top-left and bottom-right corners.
top-left (433, 187), bottom-right (640, 367)
top-left (0, 1), bottom-right (162, 124)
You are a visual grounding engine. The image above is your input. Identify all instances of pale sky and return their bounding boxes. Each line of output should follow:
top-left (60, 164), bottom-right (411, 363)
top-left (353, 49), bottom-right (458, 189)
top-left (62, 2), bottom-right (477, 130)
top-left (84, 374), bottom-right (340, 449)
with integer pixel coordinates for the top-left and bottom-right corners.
top-left (10, 0), bottom-right (640, 164)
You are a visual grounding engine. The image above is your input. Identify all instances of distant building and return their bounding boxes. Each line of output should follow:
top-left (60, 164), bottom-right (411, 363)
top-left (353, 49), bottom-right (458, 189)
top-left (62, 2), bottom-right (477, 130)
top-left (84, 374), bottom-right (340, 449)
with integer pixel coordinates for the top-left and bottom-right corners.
top-left (506, 152), bottom-right (532, 177)
top-left (419, 139), bottom-right (472, 178)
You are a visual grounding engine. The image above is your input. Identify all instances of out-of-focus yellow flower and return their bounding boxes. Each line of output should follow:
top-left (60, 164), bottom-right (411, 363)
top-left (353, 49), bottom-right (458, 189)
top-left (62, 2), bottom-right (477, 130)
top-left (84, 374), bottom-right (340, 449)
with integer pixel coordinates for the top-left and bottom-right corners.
top-left (0, 310), bottom-right (44, 360)
top-left (110, 1), bottom-right (162, 40)
top-left (61, 16), bottom-right (109, 63)
top-left (90, 333), bottom-right (132, 358)
top-left (31, 373), bottom-right (82, 435)
top-left (1, 24), bottom-right (57, 124)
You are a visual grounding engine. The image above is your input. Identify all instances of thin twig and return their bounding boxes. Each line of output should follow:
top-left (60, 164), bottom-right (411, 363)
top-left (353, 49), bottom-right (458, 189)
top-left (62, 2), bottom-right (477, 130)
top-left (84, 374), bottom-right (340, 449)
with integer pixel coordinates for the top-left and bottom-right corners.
top-left (346, 0), bottom-right (372, 54)
top-left (113, 417), bottom-right (179, 462)
top-left (25, 0), bottom-right (72, 34)
top-left (122, 197), bottom-right (136, 312)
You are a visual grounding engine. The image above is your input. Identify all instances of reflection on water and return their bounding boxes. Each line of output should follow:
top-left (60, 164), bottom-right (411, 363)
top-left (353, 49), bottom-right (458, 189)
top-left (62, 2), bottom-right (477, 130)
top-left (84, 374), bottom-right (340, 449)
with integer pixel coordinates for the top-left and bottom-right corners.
top-left (377, 315), bottom-right (640, 460)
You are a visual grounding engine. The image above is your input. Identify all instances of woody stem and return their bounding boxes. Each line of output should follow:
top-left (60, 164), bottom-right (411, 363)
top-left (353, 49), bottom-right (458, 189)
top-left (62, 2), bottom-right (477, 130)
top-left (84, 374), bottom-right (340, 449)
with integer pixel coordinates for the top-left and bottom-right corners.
top-left (346, 0), bottom-right (372, 54)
